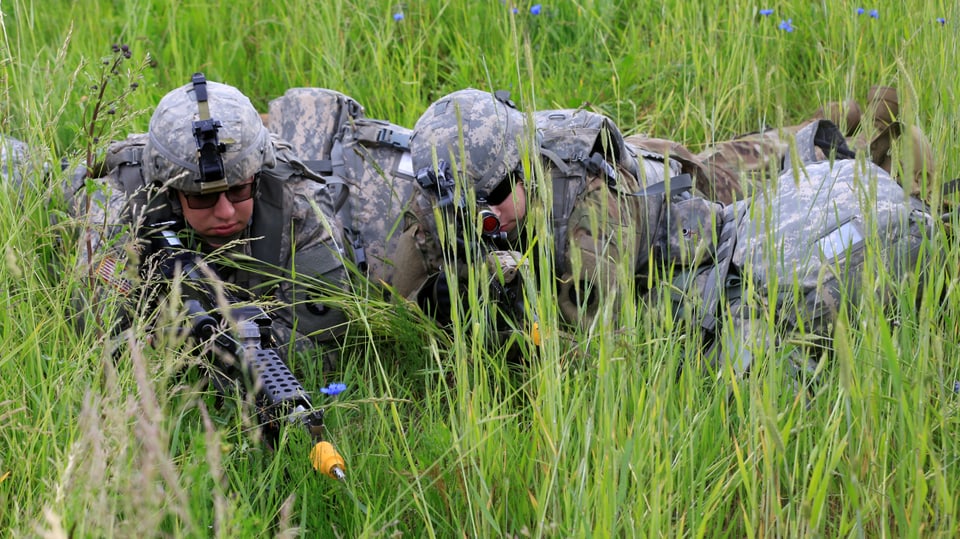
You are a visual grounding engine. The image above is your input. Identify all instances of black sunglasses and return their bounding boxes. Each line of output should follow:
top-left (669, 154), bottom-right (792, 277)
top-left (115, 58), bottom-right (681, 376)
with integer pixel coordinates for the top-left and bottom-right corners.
top-left (483, 171), bottom-right (522, 206)
top-left (182, 176), bottom-right (258, 210)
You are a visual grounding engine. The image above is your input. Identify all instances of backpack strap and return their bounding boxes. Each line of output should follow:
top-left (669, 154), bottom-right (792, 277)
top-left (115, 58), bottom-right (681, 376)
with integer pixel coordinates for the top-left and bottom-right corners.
top-left (326, 118), bottom-right (414, 274)
top-left (620, 173), bottom-right (694, 198)
top-left (699, 203), bottom-right (746, 332)
top-left (350, 122), bottom-right (411, 151)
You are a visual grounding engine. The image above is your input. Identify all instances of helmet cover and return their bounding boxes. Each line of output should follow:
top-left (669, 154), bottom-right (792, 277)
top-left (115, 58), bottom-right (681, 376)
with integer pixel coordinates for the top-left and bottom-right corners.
top-left (144, 78), bottom-right (274, 194)
top-left (410, 88), bottom-right (526, 199)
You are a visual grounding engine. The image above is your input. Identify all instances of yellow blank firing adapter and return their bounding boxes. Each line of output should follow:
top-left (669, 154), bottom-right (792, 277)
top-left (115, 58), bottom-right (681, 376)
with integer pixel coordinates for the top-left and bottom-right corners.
top-left (531, 319), bottom-right (541, 347)
top-left (310, 441), bottom-right (346, 480)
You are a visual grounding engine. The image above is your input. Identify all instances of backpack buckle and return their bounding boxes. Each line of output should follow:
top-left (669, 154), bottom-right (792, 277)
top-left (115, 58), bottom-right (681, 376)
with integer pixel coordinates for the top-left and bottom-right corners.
top-left (376, 128), bottom-right (410, 150)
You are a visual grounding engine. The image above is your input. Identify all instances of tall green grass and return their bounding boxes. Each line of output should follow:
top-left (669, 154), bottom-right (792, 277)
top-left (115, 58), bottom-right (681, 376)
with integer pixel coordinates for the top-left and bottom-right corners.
top-left (3, 0), bottom-right (960, 536)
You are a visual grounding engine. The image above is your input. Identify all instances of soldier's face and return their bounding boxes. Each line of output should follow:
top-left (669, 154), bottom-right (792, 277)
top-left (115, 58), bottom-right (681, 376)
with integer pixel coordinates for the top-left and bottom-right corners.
top-left (489, 182), bottom-right (526, 232)
top-left (176, 183), bottom-right (255, 247)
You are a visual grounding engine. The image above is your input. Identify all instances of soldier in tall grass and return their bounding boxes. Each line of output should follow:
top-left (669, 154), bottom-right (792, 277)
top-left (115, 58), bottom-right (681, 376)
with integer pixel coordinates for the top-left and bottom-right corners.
top-left (63, 75), bottom-right (349, 352)
top-left (399, 88), bottom-right (939, 378)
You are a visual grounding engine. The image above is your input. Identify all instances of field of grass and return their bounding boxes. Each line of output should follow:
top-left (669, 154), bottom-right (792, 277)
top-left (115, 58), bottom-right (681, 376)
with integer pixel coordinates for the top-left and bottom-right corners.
top-left (2, 0), bottom-right (960, 536)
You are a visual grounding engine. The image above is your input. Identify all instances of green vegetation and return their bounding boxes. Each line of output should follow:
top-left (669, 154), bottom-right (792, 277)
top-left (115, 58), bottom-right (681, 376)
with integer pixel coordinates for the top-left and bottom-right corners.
top-left (2, 0), bottom-right (959, 536)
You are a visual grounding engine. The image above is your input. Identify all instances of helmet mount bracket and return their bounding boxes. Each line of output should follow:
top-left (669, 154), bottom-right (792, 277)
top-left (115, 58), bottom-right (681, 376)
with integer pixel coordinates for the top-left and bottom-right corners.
top-left (191, 72), bottom-right (228, 193)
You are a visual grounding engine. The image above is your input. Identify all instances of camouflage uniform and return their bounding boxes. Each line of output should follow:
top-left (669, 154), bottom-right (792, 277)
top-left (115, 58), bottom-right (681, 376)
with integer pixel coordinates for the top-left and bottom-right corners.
top-left (398, 90), bottom-right (937, 377)
top-left (246, 85), bottom-right (940, 372)
top-left (66, 78), bottom-right (348, 348)
top-left (643, 85), bottom-right (937, 205)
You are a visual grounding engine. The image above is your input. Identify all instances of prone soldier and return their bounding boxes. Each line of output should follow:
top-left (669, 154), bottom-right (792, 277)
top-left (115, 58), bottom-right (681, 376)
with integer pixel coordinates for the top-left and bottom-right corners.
top-left (65, 75), bottom-right (350, 355)
top-left (396, 87), bottom-right (940, 377)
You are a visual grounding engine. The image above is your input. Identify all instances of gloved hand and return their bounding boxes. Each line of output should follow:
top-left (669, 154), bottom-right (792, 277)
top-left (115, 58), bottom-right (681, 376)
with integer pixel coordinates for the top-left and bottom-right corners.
top-left (417, 271), bottom-right (454, 327)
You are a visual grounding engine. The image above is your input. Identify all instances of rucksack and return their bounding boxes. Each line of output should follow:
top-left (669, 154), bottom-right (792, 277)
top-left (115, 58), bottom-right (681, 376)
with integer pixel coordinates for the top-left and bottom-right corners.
top-left (266, 88), bottom-right (418, 287)
top-left (534, 108), bottom-right (689, 275)
top-left (670, 121), bottom-right (936, 368)
top-left (730, 158), bottom-right (932, 331)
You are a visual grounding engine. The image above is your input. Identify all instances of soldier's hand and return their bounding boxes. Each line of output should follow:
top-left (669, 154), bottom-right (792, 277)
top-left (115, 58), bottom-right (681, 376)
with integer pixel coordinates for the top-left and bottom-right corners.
top-left (417, 271), bottom-right (454, 327)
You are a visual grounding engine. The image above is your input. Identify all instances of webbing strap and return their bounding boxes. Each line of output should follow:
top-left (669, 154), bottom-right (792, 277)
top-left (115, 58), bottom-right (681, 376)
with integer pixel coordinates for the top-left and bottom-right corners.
top-left (699, 204), bottom-right (745, 332)
top-left (302, 159), bottom-right (335, 176)
top-left (621, 173), bottom-right (694, 198)
top-left (942, 178), bottom-right (960, 194)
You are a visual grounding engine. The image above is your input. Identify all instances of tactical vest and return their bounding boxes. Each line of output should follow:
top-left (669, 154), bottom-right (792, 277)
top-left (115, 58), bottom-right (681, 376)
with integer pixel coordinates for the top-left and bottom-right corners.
top-left (92, 132), bottom-right (321, 285)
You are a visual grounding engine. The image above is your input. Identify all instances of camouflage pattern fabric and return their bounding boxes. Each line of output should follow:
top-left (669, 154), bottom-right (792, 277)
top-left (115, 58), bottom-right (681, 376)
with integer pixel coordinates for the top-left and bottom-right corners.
top-left (625, 134), bottom-right (746, 204)
top-left (686, 85), bottom-right (937, 205)
top-left (555, 162), bottom-right (648, 324)
top-left (657, 155), bottom-right (935, 375)
top-left (730, 158), bottom-right (931, 322)
top-left (265, 87), bottom-right (364, 160)
top-left (264, 88), bottom-right (420, 290)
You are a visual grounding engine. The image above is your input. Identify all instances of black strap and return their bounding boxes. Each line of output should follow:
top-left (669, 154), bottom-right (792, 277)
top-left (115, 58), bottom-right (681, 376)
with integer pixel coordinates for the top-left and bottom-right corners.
top-left (375, 128), bottom-right (410, 150)
top-left (624, 173), bottom-right (694, 198)
top-left (813, 120), bottom-right (856, 160)
top-left (699, 204), bottom-right (745, 332)
top-left (941, 178), bottom-right (960, 195)
top-left (302, 159), bottom-right (334, 176)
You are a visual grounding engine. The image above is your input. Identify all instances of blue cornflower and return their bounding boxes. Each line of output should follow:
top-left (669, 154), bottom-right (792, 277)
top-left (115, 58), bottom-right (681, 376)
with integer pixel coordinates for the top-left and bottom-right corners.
top-left (937, 17), bottom-right (947, 25)
top-left (759, 9), bottom-right (773, 16)
top-left (321, 382), bottom-right (347, 396)
top-left (778, 18), bottom-right (794, 32)
top-left (953, 380), bottom-right (960, 393)
top-left (869, 9), bottom-right (879, 19)
top-left (511, 7), bottom-right (519, 14)
top-left (856, 7), bottom-right (865, 15)
top-left (393, 12), bottom-right (404, 21)
top-left (530, 4), bottom-right (542, 15)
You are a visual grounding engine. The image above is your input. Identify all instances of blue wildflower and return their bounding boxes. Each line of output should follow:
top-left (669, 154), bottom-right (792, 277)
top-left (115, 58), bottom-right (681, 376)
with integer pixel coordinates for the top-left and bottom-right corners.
top-left (393, 12), bottom-right (404, 21)
top-left (759, 9), bottom-right (773, 16)
top-left (869, 9), bottom-right (879, 19)
top-left (856, 7), bottom-right (865, 15)
top-left (937, 17), bottom-right (946, 25)
top-left (778, 18), bottom-right (794, 32)
top-left (321, 382), bottom-right (347, 396)
top-left (954, 380), bottom-right (960, 393)
top-left (530, 4), bottom-right (542, 15)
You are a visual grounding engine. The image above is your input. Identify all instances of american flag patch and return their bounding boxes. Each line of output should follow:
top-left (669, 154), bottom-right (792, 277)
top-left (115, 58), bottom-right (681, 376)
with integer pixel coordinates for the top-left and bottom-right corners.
top-left (97, 256), bottom-right (133, 295)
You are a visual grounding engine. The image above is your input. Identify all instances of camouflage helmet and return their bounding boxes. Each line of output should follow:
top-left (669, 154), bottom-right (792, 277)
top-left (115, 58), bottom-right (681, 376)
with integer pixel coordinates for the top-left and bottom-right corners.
top-left (144, 76), bottom-right (274, 194)
top-left (410, 88), bottom-right (526, 200)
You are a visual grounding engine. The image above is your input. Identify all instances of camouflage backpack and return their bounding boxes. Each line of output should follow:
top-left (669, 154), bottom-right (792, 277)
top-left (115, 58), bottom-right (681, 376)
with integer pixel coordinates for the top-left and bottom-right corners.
top-left (266, 88), bottom-right (418, 287)
top-left (658, 120), bottom-right (937, 371)
top-left (730, 156), bottom-right (933, 334)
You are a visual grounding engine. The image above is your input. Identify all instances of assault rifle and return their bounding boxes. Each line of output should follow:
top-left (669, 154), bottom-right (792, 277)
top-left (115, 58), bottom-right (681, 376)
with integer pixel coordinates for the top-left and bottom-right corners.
top-left (414, 162), bottom-right (540, 346)
top-left (148, 223), bottom-right (346, 479)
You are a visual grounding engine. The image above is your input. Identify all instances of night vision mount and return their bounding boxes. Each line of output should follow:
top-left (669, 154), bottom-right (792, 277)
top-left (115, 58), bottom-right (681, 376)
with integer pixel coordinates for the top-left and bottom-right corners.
top-left (191, 72), bottom-right (228, 192)
top-left (415, 159), bottom-right (507, 245)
